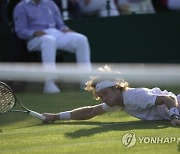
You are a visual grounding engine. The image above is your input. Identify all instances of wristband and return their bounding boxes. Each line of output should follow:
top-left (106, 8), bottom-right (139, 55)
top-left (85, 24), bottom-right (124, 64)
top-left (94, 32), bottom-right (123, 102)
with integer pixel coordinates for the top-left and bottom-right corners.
top-left (170, 114), bottom-right (180, 120)
top-left (59, 111), bottom-right (71, 120)
top-left (169, 107), bottom-right (179, 116)
top-left (169, 107), bottom-right (180, 120)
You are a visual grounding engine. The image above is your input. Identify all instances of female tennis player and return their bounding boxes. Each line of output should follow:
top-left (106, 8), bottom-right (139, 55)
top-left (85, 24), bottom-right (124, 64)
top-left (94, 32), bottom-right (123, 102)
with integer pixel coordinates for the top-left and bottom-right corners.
top-left (43, 66), bottom-right (180, 126)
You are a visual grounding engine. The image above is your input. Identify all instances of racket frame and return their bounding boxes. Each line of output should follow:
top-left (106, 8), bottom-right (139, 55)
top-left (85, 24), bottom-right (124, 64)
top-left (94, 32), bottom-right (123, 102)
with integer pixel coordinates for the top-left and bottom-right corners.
top-left (0, 81), bottom-right (45, 120)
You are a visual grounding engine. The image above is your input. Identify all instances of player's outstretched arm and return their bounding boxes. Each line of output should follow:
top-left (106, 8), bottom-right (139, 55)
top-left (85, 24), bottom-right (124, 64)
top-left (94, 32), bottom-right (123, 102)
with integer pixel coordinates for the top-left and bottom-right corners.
top-left (42, 104), bottom-right (107, 123)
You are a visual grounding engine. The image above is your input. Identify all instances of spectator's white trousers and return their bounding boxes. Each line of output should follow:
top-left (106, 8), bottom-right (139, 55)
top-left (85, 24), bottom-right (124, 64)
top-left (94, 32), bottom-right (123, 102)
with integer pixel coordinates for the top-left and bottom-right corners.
top-left (27, 28), bottom-right (91, 89)
top-left (27, 28), bottom-right (91, 80)
top-left (27, 28), bottom-right (91, 68)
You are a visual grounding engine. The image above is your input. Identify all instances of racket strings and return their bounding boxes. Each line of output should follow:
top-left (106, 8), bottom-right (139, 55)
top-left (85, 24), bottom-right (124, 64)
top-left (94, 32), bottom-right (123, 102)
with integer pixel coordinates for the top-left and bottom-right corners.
top-left (0, 84), bottom-right (15, 113)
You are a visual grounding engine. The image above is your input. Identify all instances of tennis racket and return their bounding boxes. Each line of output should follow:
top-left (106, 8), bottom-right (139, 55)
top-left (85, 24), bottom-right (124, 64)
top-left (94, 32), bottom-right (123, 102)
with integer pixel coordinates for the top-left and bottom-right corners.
top-left (0, 81), bottom-right (45, 120)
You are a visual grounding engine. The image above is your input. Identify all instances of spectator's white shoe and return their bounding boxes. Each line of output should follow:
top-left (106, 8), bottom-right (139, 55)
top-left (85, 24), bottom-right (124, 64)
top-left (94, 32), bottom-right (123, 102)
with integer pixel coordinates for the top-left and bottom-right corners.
top-left (44, 80), bottom-right (61, 94)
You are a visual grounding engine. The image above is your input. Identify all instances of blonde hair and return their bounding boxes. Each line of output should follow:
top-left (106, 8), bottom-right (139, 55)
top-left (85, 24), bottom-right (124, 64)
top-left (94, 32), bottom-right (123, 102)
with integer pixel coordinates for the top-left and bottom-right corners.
top-left (84, 65), bottom-right (129, 100)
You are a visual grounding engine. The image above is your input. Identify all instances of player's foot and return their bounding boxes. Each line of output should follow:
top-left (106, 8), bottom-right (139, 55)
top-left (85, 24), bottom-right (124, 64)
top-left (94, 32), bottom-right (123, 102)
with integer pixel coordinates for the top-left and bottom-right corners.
top-left (43, 80), bottom-right (61, 93)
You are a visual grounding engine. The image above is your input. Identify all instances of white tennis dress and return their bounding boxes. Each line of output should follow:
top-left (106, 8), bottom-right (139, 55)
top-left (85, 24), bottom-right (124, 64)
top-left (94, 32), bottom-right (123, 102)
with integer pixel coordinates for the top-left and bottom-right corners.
top-left (103, 87), bottom-right (180, 121)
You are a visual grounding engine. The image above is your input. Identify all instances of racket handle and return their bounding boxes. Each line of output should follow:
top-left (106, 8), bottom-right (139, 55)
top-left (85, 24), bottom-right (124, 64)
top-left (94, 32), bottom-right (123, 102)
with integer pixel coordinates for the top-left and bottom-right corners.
top-left (29, 110), bottom-right (45, 120)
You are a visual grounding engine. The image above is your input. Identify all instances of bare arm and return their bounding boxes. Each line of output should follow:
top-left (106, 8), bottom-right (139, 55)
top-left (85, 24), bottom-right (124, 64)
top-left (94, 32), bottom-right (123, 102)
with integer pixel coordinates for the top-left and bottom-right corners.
top-left (71, 104), bottom-right (106, 120)
top-left (43, 104), bottom-right (107, 123)
top-left (155, 96), bottom-right (180, 125)
top-left (155, 95), bottom-right (178, 108)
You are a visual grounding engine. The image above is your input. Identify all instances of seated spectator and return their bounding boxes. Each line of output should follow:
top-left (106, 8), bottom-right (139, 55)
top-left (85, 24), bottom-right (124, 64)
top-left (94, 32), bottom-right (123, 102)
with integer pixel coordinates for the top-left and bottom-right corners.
top-left (117, 0), bottom-right (155, 15)
top-left (152, 0), bottom-right (180, 12)
top-left (13, 0), bottom-right (92, 93)
top-left (54, 0), bottom-right (119, 19)
top-left (167, 0), bottom-right (180, 10)
top-left (76, 0), bottom-right (119, 17)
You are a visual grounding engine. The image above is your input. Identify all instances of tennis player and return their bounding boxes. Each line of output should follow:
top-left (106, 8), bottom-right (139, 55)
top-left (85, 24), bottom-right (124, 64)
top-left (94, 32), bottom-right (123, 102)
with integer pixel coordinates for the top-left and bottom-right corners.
top-left (43, 66), bottom-right (180, 126)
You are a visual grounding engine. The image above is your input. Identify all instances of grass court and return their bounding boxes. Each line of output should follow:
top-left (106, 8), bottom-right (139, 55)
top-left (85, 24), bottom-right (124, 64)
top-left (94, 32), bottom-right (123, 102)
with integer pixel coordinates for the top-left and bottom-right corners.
top-left (0, 87), bottom-right (180, 154)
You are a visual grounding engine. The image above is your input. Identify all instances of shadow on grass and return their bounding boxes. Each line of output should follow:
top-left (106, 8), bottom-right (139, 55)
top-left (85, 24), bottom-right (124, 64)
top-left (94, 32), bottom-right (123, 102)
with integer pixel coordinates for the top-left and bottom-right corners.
top-left (53, 120), bottom-right (172, 138)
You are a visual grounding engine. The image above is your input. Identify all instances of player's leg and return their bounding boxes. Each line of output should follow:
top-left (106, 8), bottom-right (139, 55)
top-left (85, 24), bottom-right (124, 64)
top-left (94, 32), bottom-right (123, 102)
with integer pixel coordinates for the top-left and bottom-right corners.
top-left (27, 35), bottom-right (60, 93)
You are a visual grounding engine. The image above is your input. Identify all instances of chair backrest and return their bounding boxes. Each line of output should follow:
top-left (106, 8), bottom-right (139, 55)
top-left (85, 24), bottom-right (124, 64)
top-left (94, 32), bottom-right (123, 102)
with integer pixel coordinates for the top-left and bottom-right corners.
top-left (7, 0), bottom-right (21, 24)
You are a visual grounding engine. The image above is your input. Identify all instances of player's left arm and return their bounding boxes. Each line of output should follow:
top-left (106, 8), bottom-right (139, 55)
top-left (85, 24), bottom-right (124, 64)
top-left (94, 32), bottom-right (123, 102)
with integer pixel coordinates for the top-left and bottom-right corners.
top-left (155, 96), bottom-right (180, 125)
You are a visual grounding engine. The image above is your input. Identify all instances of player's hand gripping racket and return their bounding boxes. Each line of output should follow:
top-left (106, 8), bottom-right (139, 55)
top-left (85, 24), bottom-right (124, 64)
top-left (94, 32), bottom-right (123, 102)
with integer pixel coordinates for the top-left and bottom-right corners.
top-left (0, 81), bottom-right (45, 120)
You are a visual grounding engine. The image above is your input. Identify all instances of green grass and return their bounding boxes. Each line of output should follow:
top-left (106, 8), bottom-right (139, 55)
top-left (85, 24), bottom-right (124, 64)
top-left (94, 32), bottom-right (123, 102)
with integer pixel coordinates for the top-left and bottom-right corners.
top-left (0, 89), bottom-right (180, 154)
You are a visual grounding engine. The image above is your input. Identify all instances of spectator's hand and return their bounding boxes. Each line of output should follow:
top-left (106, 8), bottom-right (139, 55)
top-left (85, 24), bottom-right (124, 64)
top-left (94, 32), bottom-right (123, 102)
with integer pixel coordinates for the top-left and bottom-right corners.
top-left (33, 30), bottom-right (47, 37)
top-left (171, 119), bottom-right (180, 126)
